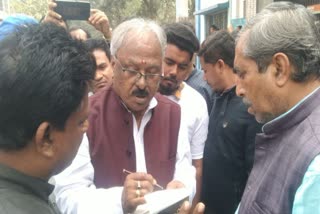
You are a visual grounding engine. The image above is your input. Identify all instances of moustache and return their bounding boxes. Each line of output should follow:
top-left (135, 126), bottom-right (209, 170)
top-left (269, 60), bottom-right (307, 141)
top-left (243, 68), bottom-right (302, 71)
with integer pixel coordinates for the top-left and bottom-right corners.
top-left (132, 89), bottom-right (149, 97)
top-left (162, 76), bottom-right (178, 84)
top-left (242, 98), bottom-right (252, 107)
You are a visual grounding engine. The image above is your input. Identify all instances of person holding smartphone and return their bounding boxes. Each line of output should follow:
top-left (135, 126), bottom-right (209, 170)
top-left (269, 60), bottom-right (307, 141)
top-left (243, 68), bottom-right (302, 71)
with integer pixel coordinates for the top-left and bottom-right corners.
top-left (44, 0), bottom-right (112, 41)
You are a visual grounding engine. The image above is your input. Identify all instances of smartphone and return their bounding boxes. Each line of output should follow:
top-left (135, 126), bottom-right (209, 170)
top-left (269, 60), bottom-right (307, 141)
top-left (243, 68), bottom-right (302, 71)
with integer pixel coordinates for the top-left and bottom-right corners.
top-left (54, 0), bottom-right (90, 20)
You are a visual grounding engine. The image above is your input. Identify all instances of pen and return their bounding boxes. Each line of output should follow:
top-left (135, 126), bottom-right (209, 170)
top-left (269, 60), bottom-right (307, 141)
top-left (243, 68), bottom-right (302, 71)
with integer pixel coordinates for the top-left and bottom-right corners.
top-left (122, 169), bottom-right (164, 190)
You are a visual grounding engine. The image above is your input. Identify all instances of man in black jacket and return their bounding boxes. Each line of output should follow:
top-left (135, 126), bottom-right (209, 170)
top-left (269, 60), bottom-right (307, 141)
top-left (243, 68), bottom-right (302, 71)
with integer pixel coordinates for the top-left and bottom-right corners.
top-left (198, 30), bottom-right (262, 214)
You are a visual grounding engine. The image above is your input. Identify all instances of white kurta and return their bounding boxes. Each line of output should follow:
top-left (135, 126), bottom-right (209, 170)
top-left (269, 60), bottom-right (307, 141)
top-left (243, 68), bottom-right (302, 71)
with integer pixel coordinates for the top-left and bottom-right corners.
top-left (50, 97), bottom-right (196, 214)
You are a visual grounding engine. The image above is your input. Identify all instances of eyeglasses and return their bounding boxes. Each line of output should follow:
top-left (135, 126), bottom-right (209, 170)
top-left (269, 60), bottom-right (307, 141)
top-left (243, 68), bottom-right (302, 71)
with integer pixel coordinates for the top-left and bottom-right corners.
top-left (114, 57), bottom-right (163, 84)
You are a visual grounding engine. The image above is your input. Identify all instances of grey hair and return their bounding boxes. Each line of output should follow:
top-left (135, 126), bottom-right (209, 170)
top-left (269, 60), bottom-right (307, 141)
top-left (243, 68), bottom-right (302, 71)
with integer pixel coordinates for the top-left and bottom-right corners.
top-left (238, 1), bottom-right (320, 82)
top-left (110, 18), bottom-right (167, 57)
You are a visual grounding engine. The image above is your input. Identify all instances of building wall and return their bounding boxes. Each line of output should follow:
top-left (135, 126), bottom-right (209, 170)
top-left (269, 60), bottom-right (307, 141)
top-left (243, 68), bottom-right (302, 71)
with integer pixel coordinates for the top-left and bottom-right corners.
top-left (176, 0), bottom-right (189, 21)
top-left (0, 0), bottom-right (9, 13)
top-left (195, 0), bottom-right (229, 43)
top-left (244, 0), bottom-right (256, 19)
top-left (257, 0), bottom-right (273, 12)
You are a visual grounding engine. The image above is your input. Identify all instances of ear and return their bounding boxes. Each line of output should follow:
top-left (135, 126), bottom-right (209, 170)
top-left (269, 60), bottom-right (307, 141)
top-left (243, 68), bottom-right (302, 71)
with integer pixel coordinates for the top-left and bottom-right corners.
top-left (34, 122), bottom-right (55, 158)
top-left (216, 59), bottom-right (225, 73)
top-left (271, 53), bottom-right (291, 87)
top-left (111, 57), bottom-right (116, 69)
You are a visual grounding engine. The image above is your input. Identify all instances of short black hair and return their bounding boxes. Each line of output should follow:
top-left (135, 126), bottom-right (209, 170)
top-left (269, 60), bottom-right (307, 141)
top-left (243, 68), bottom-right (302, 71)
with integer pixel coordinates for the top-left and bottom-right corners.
top-left (164, 22), bottom-right (199, 59)
top-left (198, 30), bottom-right (235, 68)
top-left (0, 23), bottom-right (95, 150)
top-left (178, 21), bottom-right (195, 33)
top-left (85, 38), bottom-right (111, 61)
top-left (210, 24), bottom-right (220, 31)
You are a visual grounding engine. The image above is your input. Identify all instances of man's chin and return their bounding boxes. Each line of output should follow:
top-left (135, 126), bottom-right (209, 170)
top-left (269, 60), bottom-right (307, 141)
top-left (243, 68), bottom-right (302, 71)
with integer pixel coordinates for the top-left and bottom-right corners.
top-left (134, 95), bottom-right (150, 105)
top-left (159, 84), bottom-right (178, 96)
top-left (247, 106), bottom-right (254, 115)
top-left (127, 96), bottom-right (152, 111)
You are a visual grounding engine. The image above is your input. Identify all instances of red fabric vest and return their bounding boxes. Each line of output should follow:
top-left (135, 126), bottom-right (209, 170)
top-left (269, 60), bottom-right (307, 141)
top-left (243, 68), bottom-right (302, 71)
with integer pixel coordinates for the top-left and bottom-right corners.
top-left (87, 86), bottom-right (181, 188)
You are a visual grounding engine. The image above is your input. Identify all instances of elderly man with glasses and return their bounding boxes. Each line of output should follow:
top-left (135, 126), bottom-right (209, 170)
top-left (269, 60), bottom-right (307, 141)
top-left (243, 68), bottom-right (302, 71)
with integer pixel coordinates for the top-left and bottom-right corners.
top-left (51, 18), bottom-right (199, 214)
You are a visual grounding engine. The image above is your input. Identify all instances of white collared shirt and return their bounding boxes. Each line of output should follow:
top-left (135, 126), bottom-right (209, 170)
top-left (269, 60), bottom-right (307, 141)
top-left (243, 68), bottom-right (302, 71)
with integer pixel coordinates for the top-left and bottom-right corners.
top-left (166, 83), bottom-right (209, 160)
top-left (50, 97), bottom-right (195, 214)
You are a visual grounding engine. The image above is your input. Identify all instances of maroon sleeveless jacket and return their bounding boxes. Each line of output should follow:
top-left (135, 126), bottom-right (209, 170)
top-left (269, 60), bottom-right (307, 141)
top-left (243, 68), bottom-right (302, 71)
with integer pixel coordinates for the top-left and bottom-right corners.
top-left (87, 86), bottom-right (181, 188)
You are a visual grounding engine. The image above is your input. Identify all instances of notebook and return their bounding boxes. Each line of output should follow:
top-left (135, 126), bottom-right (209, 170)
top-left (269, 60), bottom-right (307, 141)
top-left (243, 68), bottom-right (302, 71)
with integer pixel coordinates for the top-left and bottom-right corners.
top-left (134, 188), bottom-right (189, 214)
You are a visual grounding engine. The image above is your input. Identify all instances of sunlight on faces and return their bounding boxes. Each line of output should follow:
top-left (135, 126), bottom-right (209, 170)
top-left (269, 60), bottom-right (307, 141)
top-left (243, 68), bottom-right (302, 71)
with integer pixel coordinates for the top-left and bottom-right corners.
top-left (112, 31), bottom-right (163, 114)
top-left (234, 37), bottom-right (281, 124)
top-left (92, 49), bottom-right (113, 93)
top-left (159, 44), bottom-right (192, 95)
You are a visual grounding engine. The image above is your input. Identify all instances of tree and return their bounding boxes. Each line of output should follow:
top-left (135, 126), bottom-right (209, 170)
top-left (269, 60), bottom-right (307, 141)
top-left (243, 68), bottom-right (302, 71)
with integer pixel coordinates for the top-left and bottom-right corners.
top-left (94, 0), bottom-right (176, 27)
top-left (10, 0), bottom-right (47, 20)
top-left (8, 0), bottom-right (177, 36)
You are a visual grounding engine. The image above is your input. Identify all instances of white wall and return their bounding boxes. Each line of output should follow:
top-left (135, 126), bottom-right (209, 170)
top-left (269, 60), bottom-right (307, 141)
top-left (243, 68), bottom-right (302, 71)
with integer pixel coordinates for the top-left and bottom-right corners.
top-left (198, 0), bottom-right (228, 43)
top-left (176, 0), bottom-right (189, 20)
top-left (231, 0), bottom-right (245, 19)
top-left (200, 0), bottom-right (227, 9)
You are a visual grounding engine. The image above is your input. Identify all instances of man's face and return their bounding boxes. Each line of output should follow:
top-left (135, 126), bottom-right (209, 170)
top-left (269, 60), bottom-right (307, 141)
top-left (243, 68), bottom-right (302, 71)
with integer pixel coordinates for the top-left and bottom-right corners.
top-left (234, 37), bottom-right (281, 124)
top-left (159, 44), bottom-right (191, 95)
top-left (53, 93), bottom-right (89, 174)
top-left (112, 32), bottom-right (163, 115)
top-left (91, 49), bottom-right (113, 93)
top-left (200, 57), bottom-right (223, 93)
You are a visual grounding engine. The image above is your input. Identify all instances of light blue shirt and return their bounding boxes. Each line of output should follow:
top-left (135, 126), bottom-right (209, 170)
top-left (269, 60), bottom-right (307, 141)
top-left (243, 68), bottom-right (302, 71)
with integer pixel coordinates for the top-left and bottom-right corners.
top-left (235, 87), bottom-right (320, 213)
top-left (292, 155), bottom-right (320, 214)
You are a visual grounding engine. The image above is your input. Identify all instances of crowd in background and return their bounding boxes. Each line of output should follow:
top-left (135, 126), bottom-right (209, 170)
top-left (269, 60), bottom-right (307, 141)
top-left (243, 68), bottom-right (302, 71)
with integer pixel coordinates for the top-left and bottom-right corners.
top-left (0, 1), bottom-right (320, 214)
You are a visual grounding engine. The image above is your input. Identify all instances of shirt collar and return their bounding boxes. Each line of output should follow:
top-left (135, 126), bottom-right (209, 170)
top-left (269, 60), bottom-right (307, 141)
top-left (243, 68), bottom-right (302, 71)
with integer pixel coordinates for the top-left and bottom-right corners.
top-left (120, 96), bottom-right (158, 114)
top-left (262, 86), bottom-right (320, 132)
top-left (173, 82), bottom-right (185, 100)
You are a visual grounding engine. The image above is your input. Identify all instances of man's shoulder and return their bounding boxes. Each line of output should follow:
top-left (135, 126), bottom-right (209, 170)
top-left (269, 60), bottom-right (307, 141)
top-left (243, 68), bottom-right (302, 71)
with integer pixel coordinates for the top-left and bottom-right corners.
top-left (218, 89), bottom-right (255, 120)
top-left (89, 84), bottom-right (113, 104)
top-left (181, 83), bottom-right (207, 106)
top-left (0, 191), bottom-right (54, 214)
top-left (155, 93), bottom-right (180, 110)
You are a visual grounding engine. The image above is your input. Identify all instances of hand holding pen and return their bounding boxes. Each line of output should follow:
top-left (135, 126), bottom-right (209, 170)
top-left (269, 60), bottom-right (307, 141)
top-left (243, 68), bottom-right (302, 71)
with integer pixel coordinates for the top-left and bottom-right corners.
top-left (123, 169), bottom-right (164, 190)
top-left (121, 169), bottom-right (160, 213)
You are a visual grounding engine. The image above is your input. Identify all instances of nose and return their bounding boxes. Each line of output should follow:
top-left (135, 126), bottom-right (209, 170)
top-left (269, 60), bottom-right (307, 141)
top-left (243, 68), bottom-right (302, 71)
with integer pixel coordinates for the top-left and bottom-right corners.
top-left (235, 77), bottom-right (244, 97)
top-left (95, 72), bottom-right (103, 81)
top-left (135, 74), bottom-right (147, 89)
top-left (167, 65), bottom-right (178, 77)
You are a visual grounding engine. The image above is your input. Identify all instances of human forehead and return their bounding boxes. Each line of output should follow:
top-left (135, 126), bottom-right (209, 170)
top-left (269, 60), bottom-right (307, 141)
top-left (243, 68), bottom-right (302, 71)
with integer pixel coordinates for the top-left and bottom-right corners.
top-left (199, 57), bottom-right (210, 68)
top-left (116, 36), bottom-right (163, 65)
top-left (93, 49), bottom-right (109, 60)
top-left (122, 31), bottom-right (162, 53)
top-left (234, 36), bottom-right (256, 72)
top-left (93, 49), bottom-right (107, 57)
top-left (164, 44), bottom-right (191, 64)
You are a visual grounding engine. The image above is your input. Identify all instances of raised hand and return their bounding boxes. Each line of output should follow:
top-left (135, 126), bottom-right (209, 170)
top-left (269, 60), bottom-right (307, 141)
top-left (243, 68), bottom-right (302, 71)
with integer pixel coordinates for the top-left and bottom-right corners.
top-left (43, 0), bottom-right (67, 29)
top-left (88, 9), bottom-right (112, 40)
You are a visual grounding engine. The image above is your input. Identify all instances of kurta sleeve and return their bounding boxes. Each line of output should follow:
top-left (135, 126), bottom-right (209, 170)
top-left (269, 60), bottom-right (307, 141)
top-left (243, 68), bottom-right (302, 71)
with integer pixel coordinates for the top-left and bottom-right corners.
top-left (172, 118), bottom-right (197, 202)
top-left (51, 134), bottom-right (124, 214)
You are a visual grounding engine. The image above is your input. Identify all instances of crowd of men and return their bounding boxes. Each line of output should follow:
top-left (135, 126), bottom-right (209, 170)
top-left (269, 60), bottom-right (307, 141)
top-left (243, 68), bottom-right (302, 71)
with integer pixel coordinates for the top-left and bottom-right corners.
top-left (0, 1), bottom-right (319, 214)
